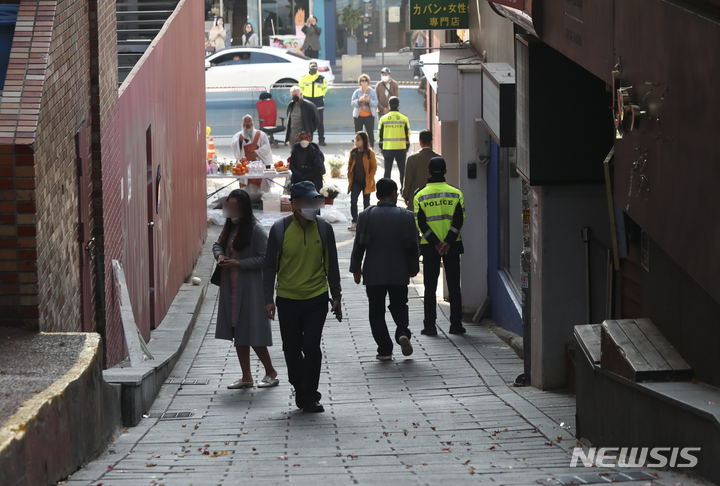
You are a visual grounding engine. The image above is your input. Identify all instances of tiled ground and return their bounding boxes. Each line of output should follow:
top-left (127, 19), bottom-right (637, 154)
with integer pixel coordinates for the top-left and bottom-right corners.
top-left (65, 178), bottom-right (712, 486)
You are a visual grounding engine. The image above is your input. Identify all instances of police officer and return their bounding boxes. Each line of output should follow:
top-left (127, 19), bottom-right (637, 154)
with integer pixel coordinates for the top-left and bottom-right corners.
top-left (414, 157), bottom-right (466, 335)
top-left (378, 96), bottom-right (410, 189)
top-left (300, 61), bottom-right (328, 146)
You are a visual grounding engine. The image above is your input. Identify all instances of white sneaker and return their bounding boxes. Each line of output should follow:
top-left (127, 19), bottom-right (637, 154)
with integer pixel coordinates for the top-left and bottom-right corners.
top-left (414, 76), bottom-right (419, 80)
top-left (376, 354), bottom-right (393, 360)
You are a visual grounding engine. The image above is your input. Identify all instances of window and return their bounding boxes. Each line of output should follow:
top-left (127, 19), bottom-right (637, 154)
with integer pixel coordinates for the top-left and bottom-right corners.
top-left (216, 52), bottom-right (250, 65)
top-left (249, 53), bottom-right (288, 64)
top-left (499, 146), bottom-right (523, 300)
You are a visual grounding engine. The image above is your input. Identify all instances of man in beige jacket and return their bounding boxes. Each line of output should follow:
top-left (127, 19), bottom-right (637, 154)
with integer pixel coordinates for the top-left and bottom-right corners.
top-left (402, 129), bottom-right (440, 213)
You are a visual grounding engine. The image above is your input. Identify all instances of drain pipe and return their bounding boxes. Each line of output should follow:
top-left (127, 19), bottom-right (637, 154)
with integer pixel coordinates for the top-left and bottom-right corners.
top-left (582, 227), bottom-right (592, 323)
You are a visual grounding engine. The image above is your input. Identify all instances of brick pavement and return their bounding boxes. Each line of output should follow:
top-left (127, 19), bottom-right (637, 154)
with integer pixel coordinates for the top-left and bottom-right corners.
top-left (65, 199), bottom-right (712, 486)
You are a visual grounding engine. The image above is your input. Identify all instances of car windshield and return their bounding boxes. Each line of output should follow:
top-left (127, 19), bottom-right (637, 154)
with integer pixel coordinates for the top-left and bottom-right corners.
top-left (285, 51), bottom-right (311, 61)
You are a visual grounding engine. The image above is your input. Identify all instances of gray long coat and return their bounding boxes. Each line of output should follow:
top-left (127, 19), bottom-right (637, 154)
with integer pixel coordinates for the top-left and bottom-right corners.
top-left (212, 223), bottom-right (273, 346)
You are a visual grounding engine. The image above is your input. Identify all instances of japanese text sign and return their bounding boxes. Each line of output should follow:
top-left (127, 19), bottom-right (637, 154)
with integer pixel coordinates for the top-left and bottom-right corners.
top-left (410, 0), bottom-right (469, 30)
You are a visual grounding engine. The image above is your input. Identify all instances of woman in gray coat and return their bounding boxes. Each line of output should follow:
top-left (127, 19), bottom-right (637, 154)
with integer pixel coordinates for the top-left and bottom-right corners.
top-left (213, 189), bottom-right (279, 389)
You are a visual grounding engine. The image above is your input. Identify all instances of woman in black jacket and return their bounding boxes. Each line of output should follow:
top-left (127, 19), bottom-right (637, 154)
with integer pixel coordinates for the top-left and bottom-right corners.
top-left (289, 131), bottom-right (325, 192)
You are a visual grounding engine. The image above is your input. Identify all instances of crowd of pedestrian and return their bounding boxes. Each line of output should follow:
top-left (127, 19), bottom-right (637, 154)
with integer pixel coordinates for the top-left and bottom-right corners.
top-left (215, 65), bottom-right (466, 414)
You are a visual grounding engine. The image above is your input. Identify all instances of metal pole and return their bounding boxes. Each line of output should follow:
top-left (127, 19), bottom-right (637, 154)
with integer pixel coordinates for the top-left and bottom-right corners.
top-left (380, 0), bottom-right (385, 65)
top-left (220, 0), bottom-right (224, 19)
top-left (258, 0), bottom-right (263, 44)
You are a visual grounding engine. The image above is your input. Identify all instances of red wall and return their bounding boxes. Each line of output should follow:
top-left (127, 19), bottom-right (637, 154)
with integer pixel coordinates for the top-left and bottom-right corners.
top-left (101, 0), bottom-right (206, 365)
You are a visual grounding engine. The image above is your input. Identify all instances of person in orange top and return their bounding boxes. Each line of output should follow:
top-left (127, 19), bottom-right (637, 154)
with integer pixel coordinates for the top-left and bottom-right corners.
top-left (346, 131), bottom-right (378, 231)
top-left (351, 74), bottom-right (379, 148)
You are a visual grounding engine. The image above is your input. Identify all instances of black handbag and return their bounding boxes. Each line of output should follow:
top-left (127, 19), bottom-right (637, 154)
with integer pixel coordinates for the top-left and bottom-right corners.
top-left (210, 264), bottom-right (222, 286)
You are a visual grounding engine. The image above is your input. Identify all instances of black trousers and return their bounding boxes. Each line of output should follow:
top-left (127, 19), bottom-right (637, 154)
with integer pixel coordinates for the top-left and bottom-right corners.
top-left (367, 285), bottom-right (411, 356)
top-left (317, 108), bottom-right (325, 142)
top-left (305, 48), bottom-right (319, 59)
top-left (382, 149), bottom-right (406, 189)
top-left (276, 293), bottom-right (328, 405)
top-left (354, 116), bottom-right (375, 145)
top-left (350, 179), bottom-right (370, 223)
top-left (422, 253), bottom-right (462, 328)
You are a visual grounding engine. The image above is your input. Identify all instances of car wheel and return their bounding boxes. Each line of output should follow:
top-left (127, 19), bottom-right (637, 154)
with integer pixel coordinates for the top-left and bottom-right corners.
top-left (271, 79), bottom-right (298, 105)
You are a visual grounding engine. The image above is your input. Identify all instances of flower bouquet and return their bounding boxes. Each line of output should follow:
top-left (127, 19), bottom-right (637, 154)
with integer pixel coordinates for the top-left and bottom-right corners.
top-left (319, 183), bottom-right (341, 205)
top-left (327, 157), bottom-right (345, 179)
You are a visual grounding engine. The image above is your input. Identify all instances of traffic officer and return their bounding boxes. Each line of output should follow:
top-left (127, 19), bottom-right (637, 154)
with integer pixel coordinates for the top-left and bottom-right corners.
top-left (299, 61), bottom-right (328, 146)
top-left (377, 96), bottom-right (411, 189)
top-left (414, 157), bottom-right (466, 336)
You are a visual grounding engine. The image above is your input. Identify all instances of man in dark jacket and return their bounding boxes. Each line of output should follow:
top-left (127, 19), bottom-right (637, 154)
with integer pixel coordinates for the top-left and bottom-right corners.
top-left (286, 86), bottom-right (320, 146)
top-left (289, 131), bottom-right (325, 192)
top-left (350, 178), bottom-right (420, 360)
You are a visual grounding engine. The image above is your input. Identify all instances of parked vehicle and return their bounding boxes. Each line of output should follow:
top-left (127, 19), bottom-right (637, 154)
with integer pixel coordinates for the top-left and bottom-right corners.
top-left (205, 46), bottom-right (335, 89)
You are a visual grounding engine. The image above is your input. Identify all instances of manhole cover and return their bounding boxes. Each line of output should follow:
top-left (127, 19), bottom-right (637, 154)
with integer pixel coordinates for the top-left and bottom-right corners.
top-left (538, 471), bottom-right (657, 485)
top-left (164, 379), bottom-right (210, 385)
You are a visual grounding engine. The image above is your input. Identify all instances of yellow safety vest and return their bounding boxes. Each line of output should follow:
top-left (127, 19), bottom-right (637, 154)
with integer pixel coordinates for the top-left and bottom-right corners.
top-left (415, 181), bottom-right (465, 245)
top-left (378, 111), bottom-right (411, 151)
top-left (299, 73), bottom-right (327, 101)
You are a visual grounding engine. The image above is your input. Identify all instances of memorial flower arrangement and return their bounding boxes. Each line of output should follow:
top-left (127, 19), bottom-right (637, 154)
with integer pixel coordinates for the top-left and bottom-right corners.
top-left (319, 183), bottom-right (340, 200)
top-left (327, 157), bottom-right (345, 179)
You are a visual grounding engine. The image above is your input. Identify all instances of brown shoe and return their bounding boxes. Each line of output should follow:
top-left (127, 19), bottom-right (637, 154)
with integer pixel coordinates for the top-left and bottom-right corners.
top-left (348, 222), bottom-right (357, 231)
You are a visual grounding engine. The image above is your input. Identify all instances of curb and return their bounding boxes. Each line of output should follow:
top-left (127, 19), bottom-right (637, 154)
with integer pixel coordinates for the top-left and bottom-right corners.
top-left (0, 333), bottom-right (121, 486)
top-left (103, 236), bottom-right (216, 427)
top-left (481, 318), bottom-right (524, 359)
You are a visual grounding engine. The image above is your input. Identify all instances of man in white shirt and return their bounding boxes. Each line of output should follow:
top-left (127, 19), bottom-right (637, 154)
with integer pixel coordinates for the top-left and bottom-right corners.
top-left (231, 115), bottom-right (274, 166)
top-left (231, 115), bottom-right (275, 192)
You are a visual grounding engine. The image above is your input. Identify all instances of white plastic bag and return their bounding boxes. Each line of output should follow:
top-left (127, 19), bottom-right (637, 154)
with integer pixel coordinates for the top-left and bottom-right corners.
top-left (321, 205), bottom-right (347, 223)
top-left (208, 208), bottom-right (226, 226)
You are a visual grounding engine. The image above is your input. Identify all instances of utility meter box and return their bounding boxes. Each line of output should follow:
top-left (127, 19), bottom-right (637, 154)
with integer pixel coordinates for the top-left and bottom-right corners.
top-left (342, 55), bottom-right (362, 82)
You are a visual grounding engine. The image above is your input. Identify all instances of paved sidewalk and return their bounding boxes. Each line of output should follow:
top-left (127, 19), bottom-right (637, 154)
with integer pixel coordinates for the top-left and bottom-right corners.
top-left (66, 205), bottom-right (712, 485)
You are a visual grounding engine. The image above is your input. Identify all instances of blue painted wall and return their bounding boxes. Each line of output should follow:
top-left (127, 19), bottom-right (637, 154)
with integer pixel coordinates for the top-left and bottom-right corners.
top-left (324, 0), bottom-right (336, 65)
top-left (486, 140), bottom-right (524, 335)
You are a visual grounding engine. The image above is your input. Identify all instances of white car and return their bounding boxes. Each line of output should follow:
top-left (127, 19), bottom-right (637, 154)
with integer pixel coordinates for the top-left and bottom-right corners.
top-left (205, 46), bottom-right (335, 89)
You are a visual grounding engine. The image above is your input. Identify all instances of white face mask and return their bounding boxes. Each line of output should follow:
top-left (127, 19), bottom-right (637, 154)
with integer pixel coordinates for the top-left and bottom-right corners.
top-left (381, 76), bottom-right (390, 83)
top-left (297, 207), bottom-right (320, 221)
top-left (300, 140), bottom-right (310, 148)
top-left (354, 139), bottom-right (363, 148)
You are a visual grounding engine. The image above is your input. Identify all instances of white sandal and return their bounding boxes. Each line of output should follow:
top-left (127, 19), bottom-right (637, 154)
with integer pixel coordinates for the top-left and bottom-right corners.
top-left (257, 375), bottom-right (280, 388)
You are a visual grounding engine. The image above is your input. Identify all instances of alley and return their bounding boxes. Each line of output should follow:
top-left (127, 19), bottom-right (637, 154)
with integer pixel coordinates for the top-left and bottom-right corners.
top-left (64, 220), bottom-right (695, 486)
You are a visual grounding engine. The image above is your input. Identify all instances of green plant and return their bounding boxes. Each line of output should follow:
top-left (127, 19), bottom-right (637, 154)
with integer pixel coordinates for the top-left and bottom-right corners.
top-left (340, 5), bottom-right (363, 38)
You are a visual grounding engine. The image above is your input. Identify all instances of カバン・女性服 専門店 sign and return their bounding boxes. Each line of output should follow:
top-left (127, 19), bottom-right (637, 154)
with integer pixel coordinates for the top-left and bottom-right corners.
top-left (410, 0), bottom-right (469, 30)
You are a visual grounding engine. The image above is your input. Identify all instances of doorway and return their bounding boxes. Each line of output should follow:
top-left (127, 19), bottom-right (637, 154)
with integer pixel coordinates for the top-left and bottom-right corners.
top-left (75, 123), bottom-right (94, 332)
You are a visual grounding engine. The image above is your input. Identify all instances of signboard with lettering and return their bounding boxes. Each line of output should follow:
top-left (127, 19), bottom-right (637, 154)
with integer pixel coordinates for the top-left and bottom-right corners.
top-left (410, 0), bottom-right (470, 30)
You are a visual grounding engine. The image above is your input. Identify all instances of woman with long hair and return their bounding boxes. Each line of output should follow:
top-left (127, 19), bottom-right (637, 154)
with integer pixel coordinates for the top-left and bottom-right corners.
top-left (209, 17), bottom-right (227, 52)
top-left (213, 189), bottom-right (279, 389)
top-left (346, 131), bottom-right (377, 231)
top-left (241, 23), bottom-right (258, 46)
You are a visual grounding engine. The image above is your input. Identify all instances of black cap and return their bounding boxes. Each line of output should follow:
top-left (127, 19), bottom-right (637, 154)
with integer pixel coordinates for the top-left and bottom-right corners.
top-left (388, 96), bottom-right (399, 107)
top-left (428, 157), bottom-right (446, 174)
top-left (290, 180), bottom-right (322, 200)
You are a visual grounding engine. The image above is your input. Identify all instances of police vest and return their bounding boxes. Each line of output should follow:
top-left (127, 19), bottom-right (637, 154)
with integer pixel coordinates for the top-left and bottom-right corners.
top-left (378, 111), bottom-right (410, 151)
top-left (415, 181), bottom-right (465, 245)
top-left (299, 73), bottom-right (327, 107)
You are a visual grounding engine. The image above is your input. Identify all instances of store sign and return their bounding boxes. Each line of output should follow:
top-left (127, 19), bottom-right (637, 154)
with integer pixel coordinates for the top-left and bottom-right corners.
top-left (388, 6), bottom-right (401, 23)
top-left (410, 0), bottom-right (469, 30)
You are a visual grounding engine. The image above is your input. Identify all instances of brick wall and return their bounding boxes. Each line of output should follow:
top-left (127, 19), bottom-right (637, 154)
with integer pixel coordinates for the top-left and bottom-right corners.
top-left (33, 0), bottom-right (94, 332)
top-left (101, 0), bottom-right (206, 364)
top-left (0, 0), bottom-right (96, 331)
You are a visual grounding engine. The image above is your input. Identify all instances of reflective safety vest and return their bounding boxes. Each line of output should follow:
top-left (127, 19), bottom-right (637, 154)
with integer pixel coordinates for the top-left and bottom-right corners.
top-left (299, 73), bottom-right (327, 108)
top-left (415, 181), bottom-right (465, 245)
top-left (378, 110), bottom-right (411, 151)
